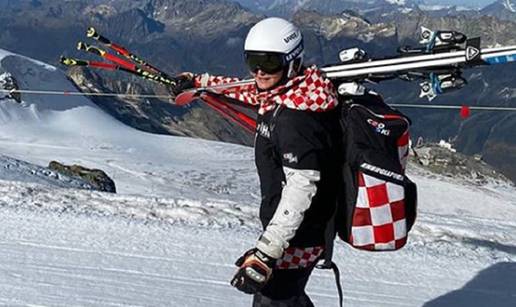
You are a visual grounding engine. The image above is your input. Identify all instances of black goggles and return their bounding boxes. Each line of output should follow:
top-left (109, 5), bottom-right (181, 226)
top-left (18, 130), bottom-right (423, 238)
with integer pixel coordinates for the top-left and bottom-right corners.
top-left (244, 51), bottom-right (286, 74)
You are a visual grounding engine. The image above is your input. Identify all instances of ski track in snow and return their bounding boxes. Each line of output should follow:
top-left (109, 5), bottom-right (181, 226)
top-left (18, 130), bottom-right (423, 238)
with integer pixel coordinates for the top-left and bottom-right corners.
top-left (1, 48), bottom-right (516, 306)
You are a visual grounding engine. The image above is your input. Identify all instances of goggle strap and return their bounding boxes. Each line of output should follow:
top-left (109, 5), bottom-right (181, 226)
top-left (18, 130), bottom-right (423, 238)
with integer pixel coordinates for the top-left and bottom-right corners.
top-left (284, 39), bottom-right (304, 62)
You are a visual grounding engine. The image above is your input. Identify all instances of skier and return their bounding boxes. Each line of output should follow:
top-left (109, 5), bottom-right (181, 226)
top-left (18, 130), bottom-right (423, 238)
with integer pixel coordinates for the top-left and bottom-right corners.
top-left (171, 17), bottom-right (342, 306)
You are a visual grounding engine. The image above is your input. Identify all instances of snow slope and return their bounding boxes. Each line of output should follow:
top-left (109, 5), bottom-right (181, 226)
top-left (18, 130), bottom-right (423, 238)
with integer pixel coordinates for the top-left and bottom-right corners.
top-left (0, 49), bottom-right (515, 306)
top-left (0, 49), bottom-right (259, 202)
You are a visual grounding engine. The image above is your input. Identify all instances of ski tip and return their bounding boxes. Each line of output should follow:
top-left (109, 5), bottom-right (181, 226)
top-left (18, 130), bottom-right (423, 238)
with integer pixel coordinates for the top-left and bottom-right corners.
top-left (174, 91), bottom-right (198, 106)
top-left (86, 27), bottom-right (96, 38)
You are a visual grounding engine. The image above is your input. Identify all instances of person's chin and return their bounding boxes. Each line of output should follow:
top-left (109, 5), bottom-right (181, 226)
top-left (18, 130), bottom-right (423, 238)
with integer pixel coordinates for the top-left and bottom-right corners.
top-left (256, 78), bottom-right (279, 90)
top-left (258, 85), bottom-right (273, 91)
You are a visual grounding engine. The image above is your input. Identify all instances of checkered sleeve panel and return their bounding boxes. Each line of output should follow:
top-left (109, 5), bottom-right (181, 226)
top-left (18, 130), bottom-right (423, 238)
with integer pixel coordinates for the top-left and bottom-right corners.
top-left (349, 171), bottom-right (408, 251)
top-left (275, 246), bottom-right (324, 270)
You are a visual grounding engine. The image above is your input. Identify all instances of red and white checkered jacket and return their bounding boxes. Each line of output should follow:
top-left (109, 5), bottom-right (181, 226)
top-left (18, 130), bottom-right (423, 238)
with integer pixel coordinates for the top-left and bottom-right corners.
top-left (194, 65), bottom-right (338, 115)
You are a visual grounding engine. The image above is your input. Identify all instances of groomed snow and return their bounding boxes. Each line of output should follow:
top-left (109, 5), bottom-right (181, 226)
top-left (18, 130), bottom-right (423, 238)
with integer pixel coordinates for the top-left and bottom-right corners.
top-left (0, 49), bottom-right (515, 306)
top-left (1, 177), bottom-right (515, 307)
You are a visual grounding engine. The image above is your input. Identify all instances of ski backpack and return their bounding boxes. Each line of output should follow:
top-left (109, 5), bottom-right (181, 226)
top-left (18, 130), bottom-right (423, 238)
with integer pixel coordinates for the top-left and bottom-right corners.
top-left (335, 92), bottom-right (417, 251)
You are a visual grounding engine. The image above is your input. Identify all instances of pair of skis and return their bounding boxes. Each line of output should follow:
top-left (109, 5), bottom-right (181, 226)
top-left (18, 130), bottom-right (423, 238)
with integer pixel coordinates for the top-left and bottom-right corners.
top-left (179, 27), bottom-right (516, 102)
top-left (322, 27), bottom-right (516, 100)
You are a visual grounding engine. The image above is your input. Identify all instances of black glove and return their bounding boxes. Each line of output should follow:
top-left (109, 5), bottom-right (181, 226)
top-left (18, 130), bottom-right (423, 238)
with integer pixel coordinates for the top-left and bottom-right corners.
top-left (230, 248), bottom-right (275, 294)
top-left (169, 73), bottom-right (195, 96)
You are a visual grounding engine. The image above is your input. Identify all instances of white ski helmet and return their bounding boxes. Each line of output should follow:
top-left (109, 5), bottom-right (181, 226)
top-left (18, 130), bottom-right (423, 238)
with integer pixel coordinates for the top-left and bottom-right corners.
top-left (244, 17), bottom-right (304, 78)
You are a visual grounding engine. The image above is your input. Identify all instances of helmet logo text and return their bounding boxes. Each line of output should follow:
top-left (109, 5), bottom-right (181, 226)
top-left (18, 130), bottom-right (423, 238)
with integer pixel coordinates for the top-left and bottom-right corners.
top-left (284, 32), bottom-right (299, 44)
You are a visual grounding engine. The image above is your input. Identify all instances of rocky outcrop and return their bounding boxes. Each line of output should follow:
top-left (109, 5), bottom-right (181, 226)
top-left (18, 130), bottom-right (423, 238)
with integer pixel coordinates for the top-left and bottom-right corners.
top-left (48, 161), bottom-right (117, 193)
top-left (411, 142), bottom-right (512, 185)
top-left (0, 155), bottom-right (96, 190)
top-left (293, 10), bottom-right (398, 64)
top-left (0, 72), bottom-right (21, 103)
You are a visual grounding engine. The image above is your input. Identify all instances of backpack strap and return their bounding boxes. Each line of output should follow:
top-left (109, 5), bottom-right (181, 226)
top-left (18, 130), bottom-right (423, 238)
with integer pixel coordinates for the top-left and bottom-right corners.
top-left (331, 262), bottom-right (344, 307)
top-left (317, 260), bottom-right (343, 307)
top-left (316, 214), bottom-right (343, 307)
top-left (317, 211), bottom-right (337, 269)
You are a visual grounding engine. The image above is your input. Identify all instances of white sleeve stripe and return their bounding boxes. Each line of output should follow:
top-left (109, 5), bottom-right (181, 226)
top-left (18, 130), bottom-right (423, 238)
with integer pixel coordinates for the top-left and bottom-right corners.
top-left (256, 167), bottom-right (320, 259)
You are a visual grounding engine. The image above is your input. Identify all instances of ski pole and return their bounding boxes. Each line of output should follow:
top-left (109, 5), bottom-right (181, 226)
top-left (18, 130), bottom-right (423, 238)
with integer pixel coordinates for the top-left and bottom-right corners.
top-left (202, 93), bottom-right (256, 133)
top-left (77, 41), bottom-right (136, 70)
top-left (61, 56), bottom-right (121, 71)
top-left (75, 43), bottom-right (179, 86)
top-left (86, 27), bottom-right (174, 80)
top-left (60, 56), bottom-right (178, 86)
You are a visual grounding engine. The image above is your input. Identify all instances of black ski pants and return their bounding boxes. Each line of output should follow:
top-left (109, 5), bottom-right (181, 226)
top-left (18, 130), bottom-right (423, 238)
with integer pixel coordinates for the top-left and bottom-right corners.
top-left (252, 264), bottom-right (316, 307)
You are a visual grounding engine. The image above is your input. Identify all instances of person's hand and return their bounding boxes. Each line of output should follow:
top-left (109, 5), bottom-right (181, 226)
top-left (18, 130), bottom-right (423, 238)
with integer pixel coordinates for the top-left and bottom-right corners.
top-left (169, 72), bottom-right (195, 96)
top-left (230, 248), bottom-right (275, 294)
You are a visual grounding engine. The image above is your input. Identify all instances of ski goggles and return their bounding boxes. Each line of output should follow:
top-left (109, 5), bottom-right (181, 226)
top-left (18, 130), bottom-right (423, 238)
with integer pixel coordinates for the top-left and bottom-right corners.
top-left (244, 51), bottom-right (286, 74)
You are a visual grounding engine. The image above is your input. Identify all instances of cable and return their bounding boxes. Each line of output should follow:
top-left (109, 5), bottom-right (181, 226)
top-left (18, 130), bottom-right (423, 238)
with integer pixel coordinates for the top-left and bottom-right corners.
top-left (2, 88), bottom-right (516, 111)
top-left (389, 103), bottom-right (516, 111)
top-left (0, 88), bottom-right (172, 100)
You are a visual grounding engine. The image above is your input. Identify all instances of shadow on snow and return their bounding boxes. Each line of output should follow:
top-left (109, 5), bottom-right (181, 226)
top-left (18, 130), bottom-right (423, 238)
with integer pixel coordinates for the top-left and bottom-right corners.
top-left (423, 262), bottom-right (516, 307)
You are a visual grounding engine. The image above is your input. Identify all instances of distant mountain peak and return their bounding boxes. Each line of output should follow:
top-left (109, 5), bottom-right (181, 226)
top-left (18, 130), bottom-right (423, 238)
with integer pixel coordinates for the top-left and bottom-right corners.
top-left (480, 0), bottom-right (516, 21)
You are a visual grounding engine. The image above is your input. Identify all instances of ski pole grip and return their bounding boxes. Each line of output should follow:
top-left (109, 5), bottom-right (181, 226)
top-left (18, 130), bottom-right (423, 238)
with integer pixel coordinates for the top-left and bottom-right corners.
top-left (86, 27), bottom-right (96, 38)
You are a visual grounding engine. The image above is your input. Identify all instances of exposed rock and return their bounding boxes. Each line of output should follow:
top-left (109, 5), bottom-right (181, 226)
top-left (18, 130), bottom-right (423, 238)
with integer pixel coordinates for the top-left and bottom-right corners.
top-left (233, 0), bottom-right (422, 19)
top-left (1, 155), bottom-right (96, 190)
top-left (48, 161), bottom-right (116, 193)
top-left (0, 72), bottom-right (21, 103)
top-left (294, 10), bottom-right (395, 41)
top-left (82, 4), bottom-right (119, 18)
top-left (411, 142), bottom-right (512, 185)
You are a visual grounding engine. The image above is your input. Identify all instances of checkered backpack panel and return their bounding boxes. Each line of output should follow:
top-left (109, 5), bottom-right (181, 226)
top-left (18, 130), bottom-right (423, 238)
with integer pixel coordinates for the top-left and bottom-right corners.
top-left (349, 171), bottom-right (408, 250)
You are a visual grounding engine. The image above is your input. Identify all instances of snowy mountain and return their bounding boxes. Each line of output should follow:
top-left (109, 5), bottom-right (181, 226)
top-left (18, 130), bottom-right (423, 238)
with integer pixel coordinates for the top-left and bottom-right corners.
top-left (419, 0), bottom-right (494, 9)
top-left (231, 0), bottom-right (488, 17)
top-left (1, 48), bottom-right (516, 306)
top-left (481, 0), bottom-right (516, 20)
top-left (232, 0), bottom-right (421, 18)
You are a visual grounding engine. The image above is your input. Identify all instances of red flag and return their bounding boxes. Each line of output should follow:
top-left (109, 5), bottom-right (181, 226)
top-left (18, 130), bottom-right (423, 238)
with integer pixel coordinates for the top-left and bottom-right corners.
top-left (460, 105), bottom-right (471, 119)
